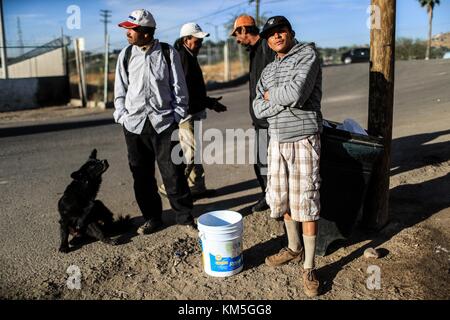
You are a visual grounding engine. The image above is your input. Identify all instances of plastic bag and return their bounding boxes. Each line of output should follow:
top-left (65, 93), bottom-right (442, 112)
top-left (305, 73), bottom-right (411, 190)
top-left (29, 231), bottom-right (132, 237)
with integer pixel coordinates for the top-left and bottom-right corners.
top-left (336, 118), bottom-right (368, 135)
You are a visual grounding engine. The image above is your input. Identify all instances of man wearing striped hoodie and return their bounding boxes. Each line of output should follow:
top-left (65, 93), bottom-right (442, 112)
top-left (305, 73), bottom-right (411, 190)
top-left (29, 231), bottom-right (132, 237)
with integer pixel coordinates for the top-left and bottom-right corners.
top-left (253, 16), bottom-right (323, 297)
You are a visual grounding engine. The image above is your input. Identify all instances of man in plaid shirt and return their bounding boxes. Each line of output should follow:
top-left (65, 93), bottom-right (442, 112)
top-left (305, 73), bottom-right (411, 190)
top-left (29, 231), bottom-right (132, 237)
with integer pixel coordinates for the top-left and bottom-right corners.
top-left (253, 16), bottom-right (323, 297)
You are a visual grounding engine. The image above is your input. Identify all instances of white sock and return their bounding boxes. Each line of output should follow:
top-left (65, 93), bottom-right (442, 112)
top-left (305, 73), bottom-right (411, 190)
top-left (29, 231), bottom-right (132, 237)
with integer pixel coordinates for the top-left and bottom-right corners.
top-left (303, 234), bottom-right (316, 269)
top-left (285, 219), bottom-right (302, 252)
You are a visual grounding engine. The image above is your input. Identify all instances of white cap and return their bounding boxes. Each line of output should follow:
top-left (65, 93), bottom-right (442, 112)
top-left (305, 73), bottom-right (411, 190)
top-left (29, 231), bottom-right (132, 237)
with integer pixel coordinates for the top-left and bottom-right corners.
top-left (118, 9), bottom-right (156, 29)
top-left (180, 22), bottom-right (209, 38)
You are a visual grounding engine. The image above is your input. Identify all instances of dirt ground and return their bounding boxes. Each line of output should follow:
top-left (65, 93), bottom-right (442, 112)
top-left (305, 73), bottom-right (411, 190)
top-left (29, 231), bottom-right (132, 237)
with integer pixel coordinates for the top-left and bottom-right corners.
top-left (1, 60), bottom-right (449, 300)
top-left (2, 107), bottom-right (448, 299)
top-left (37, 162), bottom-right (449, 300)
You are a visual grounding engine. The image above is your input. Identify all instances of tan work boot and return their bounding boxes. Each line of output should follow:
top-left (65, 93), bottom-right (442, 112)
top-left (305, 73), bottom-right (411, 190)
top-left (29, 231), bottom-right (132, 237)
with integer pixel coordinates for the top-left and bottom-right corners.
top-left (265, 247), bottom-right (304, 267)
top-left (302, 268), bottom-right (320, 297)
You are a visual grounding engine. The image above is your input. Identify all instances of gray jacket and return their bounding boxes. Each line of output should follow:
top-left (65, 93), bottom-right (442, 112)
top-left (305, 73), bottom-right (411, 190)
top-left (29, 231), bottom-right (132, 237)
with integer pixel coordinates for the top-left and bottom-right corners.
top-left (114, 40), bottom-right (189, 134)
top-left (253, 42), bottom-right (322, 142)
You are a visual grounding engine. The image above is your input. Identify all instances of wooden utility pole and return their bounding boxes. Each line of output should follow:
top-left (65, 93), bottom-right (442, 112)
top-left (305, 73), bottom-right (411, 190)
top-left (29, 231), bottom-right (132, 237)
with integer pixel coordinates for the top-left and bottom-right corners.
top-left (364, 0), bottom-right (396, 229)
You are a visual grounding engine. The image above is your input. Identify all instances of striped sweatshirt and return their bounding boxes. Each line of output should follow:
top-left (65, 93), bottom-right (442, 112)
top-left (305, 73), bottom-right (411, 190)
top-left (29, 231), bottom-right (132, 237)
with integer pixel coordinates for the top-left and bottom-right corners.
top-left (253, 42), bottom-right (323, 142)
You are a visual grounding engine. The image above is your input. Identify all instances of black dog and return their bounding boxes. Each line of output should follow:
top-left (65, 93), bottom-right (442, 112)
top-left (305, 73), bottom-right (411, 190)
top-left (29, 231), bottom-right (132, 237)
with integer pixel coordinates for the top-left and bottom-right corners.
top-left (58, 149), bottom-right (129, 253)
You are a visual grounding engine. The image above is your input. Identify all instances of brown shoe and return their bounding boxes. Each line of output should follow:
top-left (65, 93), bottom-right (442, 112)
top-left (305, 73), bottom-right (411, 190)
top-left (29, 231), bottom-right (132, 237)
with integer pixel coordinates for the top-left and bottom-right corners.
top-left (265, 247), bottom-right (304, 267)
top-left (302, 268), bottom-right (320, 297)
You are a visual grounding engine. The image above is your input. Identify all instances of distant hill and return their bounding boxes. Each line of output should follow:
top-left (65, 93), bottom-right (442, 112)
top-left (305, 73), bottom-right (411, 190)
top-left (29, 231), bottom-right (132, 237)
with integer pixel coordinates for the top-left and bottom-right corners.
top-left (432, 32), bottom-right (450, 48)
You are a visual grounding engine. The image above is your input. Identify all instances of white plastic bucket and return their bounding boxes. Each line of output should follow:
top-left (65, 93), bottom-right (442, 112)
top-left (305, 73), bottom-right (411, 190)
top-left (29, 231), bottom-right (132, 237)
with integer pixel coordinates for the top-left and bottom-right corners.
top-left (197, 210), bottom-right (244, 277)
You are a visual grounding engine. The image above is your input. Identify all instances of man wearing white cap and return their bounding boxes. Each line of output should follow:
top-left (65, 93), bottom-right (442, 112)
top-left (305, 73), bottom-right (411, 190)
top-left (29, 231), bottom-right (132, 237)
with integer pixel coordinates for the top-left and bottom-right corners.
top-left (114, 9), bottom-right (196, 235)
top-left (159, 23), bottom-right (227, 199)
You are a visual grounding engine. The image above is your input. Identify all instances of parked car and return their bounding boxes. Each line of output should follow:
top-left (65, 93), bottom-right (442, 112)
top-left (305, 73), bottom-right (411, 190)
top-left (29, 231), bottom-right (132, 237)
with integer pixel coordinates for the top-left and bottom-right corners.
top-left (341, 48), bottom-right (370, 64)
top-left (443, 52), bottom-right (450, 59)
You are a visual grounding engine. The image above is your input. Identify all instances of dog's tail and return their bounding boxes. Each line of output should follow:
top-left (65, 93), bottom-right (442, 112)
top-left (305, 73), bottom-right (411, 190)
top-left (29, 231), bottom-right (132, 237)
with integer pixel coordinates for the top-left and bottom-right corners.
top-left (109, 215), bottom-right (132, 235)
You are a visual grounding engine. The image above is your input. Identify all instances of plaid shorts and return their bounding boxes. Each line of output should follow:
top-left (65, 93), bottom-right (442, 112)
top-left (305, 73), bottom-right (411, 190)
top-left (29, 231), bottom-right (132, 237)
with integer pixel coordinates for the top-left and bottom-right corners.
top-left (266, 134), bottom-right (321, 222)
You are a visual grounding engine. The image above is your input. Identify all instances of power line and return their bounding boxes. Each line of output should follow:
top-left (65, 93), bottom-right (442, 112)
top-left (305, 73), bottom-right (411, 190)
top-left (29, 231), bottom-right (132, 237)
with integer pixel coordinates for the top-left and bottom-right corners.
top-left (156, 0), bottom-right (288, 37)
top-left (108, 0), bottom-right (271, 47)
top-left (157, 0), bottom-right (249, 35)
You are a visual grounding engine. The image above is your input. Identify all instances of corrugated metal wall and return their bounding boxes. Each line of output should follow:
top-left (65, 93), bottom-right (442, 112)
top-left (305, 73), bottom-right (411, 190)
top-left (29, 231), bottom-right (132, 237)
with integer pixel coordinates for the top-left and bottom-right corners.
top-left (7, 48), bottom-right (65, 78)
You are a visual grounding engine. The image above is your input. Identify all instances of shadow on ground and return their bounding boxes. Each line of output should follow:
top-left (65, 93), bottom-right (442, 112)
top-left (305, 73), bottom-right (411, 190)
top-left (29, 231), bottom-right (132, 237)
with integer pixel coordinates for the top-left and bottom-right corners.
top-left (318, 129), bottom-right (450, 295)
top-left (0, 117), bottom-right (114, 138)
top-left (243, 235), bottom-right (285, 271)
top-left (391, 129), bottom-right (450, 176)
top-left (113, 179), bottom-right (261, 244)
top-left (80, 130), bottom-right (450, 297)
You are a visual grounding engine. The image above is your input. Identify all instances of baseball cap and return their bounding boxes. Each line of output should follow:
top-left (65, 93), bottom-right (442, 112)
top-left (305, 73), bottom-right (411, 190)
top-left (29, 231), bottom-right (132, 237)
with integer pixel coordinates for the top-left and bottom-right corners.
top-left (180, 23), bottom-right (209, 38)
top-left (230, 15), bottom-right (256, 36)
top-left (260, 16), bottom-right (292, 39)
top-left (118, 9), bottom-right (156, 29)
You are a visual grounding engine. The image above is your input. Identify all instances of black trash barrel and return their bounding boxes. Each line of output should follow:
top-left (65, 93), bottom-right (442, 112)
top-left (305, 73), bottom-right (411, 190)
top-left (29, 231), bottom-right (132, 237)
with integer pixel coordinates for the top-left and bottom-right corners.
top-left (316, 120), bottom-right (384, 256)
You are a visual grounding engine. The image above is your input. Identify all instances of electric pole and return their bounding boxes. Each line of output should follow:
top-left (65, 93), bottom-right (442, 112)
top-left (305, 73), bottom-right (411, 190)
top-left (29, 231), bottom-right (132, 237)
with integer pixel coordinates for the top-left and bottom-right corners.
top-left (100, 10), bottom-right (111, 105)
top-left (364, 0), bottom-right (396, 229)
top-left (100, 10), bottom-right (111, 44)
top-left (249, 0), bottom-right (261, 27)
top-left (17, 16), bottom-right (24, 56)
top-left (256, 0), bottom-right (260, 27)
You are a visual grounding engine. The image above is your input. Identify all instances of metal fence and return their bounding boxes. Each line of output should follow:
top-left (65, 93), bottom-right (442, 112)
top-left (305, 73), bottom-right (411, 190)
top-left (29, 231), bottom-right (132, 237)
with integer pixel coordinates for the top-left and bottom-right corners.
top-left (1, 36), bottom-right (70, 79)
top-left (198, 39), bottom-right (248, 83)
top-left (66, 37), bottom-right (249, 105)
top-left (1, 36), bottom-right (249, 106)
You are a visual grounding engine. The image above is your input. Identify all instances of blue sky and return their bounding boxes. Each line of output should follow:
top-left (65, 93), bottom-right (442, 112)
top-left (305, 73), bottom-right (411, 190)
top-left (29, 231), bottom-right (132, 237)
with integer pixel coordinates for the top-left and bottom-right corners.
top-left (2, 0), bottom-right (450, 54)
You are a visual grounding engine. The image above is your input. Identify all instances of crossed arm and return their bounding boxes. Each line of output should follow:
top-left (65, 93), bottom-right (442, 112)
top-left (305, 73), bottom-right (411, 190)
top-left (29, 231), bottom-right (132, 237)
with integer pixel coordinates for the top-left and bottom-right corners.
top-left (252, 71), bottom-right (285, 120)
top-left (252, 49), bottom-right (320, 119)
top-left (267, 50), bottom-right (320, 108)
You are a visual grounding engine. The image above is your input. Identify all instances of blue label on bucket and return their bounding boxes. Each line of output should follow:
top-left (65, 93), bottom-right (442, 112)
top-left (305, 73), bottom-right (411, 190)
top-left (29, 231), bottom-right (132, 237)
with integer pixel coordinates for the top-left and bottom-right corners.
top-left (209, 253), bottom-right (243, 272)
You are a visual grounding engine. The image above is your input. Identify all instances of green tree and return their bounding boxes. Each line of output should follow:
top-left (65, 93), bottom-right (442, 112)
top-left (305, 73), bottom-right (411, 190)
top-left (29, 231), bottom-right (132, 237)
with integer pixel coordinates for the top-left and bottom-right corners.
top-left (418, 0), bottom-right (440, 60)
top-left (396, 38), bottom-right (426, 60)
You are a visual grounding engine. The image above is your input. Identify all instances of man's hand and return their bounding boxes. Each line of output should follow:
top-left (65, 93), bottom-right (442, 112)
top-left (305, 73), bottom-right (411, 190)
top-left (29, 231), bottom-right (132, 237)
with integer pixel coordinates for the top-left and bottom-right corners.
top-left (209, 96), bottom-right (227, 113)
top-left (264, 91), bottom-right (270, 101)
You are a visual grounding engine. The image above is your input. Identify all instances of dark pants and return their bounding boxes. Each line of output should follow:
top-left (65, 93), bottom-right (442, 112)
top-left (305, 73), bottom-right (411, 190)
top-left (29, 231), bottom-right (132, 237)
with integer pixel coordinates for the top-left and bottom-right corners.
top-left (254, 126), bottom-right (269, 194)
top-left (123, 119), bottom-right (194, 225)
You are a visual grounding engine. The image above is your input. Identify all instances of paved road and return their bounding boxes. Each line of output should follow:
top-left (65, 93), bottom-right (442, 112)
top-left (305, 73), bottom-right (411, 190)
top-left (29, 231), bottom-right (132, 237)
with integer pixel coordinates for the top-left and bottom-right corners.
top-left (1, 59), bottom-right (449, 297)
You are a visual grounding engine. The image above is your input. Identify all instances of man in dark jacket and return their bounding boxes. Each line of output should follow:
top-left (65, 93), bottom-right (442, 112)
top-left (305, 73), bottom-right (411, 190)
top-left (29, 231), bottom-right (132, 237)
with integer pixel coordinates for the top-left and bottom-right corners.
top-left (159, 22), bottom-right (226, 198)
top-left (231, 15), bottom-right (276, 212)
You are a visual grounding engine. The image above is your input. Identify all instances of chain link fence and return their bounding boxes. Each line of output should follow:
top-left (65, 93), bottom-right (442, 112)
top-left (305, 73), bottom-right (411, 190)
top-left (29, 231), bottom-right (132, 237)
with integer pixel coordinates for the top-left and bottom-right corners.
top-left (67, 44), bottom-right (116, 104)
top-left (67, 37), bottom-right (249, 105)
top-left (2, 36), bottom-right (249, 105)
top-left (199, 39), bottom-right (248, 84)
top-left (2, 37), bottom-right (70, 79)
